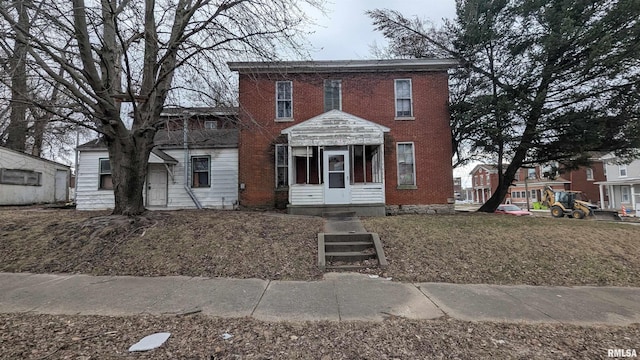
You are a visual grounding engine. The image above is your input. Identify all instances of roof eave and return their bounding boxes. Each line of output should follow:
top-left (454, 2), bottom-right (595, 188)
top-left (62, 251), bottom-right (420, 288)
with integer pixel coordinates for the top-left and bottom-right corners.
top-left (228, 59), bottom-right (461, 74)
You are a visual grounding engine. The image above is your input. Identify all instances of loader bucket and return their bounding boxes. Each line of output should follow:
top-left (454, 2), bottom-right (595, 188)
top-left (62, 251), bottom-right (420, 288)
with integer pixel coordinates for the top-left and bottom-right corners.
top-left (592, 210), bottom-right (622, 221)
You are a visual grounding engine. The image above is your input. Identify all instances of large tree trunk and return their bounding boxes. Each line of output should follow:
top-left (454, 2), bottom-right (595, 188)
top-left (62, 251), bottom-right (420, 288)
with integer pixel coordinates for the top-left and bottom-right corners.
top-left (106, 130), bottom-right (155, 216)
top-left (5, 0), bottom-right (29, 151)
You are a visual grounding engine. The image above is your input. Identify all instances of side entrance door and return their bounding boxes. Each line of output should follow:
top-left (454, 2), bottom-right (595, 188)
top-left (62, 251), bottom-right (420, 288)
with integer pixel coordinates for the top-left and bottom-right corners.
top-left (323, 150), bottom-right (350, 204)
top-left (147, 164), bottom-right (168, 207)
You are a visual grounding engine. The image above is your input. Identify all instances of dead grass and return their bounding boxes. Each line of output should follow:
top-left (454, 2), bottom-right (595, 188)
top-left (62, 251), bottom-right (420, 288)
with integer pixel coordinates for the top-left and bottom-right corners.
top-left (363, 213), bottom-right (640, 286)
top-left (2, 313), bottom-right (638, 359)
top-left (1, 208), bottom-right (640, 286)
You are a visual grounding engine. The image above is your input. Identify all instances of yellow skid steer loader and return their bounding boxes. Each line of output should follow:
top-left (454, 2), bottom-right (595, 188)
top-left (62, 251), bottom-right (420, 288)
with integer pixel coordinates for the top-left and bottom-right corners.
top-left (541, 186), bottom-right (621, 221)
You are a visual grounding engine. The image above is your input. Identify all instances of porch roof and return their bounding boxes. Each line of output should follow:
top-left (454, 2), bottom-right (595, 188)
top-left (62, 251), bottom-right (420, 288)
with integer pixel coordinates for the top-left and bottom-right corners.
top-left (149, 148), bottom-right (178, 165)
top-left (281, 110), bottom-right (390, 147)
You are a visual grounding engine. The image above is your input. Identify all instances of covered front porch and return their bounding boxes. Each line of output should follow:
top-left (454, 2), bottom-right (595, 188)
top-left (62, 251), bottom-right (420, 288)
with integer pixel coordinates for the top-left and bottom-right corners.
top-left (281, 110), bottom-right (390, 216)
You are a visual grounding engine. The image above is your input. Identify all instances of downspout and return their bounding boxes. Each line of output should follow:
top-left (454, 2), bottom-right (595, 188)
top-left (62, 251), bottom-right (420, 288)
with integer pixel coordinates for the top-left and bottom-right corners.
top-left (183, 117), bottom-right (202, 209)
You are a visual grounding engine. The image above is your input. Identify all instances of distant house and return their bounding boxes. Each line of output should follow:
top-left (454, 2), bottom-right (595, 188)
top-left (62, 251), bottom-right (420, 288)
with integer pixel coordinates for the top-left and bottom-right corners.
top-left (596, 154), bottom-right (640, 213)
top-left (0, 146), bottom-right (70, 205)
top-left (469, 164), bottom-right (500, 203)
top-left (75, 107), bottom-right (239, 211)
top-left (470, 161), bottom-right (606, 207)
top-left (228, 59), bottom-right (459, 216)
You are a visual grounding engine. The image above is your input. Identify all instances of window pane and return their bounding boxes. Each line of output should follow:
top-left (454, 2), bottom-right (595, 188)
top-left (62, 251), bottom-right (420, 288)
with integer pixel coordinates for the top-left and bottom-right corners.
top-left (193, 158), bottom-right (208, 171)
top-left (99, 159), bottom-right (111, 174)
top-left (329, 173), bottom-right (345, 188)
top-left (100, 174), bottom-right (113, 190)
top-left (328, 155), bottom-right (344, 171)
top-left (277, 101), bottom-right (291, 118)
top-left (276, 168), bottom-right (288, 187)
top-left (276, 145), bottom-right (288, 166)
top-left (324, 80), bottom-right (341, 111)
top-left (277, 82), bottom-right (291, 99)
top-left (399, 164), bottom-right (414, 185)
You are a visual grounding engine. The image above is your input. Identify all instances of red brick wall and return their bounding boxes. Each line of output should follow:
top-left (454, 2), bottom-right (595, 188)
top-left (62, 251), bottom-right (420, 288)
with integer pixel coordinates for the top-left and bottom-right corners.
top-left (566, 162), bottom-right (606, 204)
top-left (237, 71), bottom-right (453, 207)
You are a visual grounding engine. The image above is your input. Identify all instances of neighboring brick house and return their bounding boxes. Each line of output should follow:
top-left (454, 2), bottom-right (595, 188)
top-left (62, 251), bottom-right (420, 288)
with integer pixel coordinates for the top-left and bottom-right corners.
top-left (227, 59), bottom-right (459, 216)
top-left (471, 161), bottom-right (608, 207)
top-left (596, 153), bottom-right (640, 212)
top-left (469, 164), bottom-right (500, 203)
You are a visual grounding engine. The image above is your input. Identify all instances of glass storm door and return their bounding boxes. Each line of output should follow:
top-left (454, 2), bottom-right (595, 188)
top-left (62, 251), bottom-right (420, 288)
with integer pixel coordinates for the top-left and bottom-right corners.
top-left (324, 150), bottom-right (350, 204)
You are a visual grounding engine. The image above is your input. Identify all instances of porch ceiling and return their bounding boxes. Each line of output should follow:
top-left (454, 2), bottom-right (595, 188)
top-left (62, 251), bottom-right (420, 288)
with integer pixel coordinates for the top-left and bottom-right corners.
top-left (281, 110), bottom-right (390, 147)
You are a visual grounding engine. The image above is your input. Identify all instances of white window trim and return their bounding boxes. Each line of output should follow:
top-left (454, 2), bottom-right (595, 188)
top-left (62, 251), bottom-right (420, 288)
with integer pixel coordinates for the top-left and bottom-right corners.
top-left (394, 79), bottom-right (414, 119)
top-left (275, 144), bottom-right (288, 188)
top-left (324, 79), bottom-right (342, 112)
top-left (586, 167), bottom-right (594, 181)
top-left (275, 81), bottom-right (293, 121)
top-left (396, 142), bottom-right (416, 188)
top-left (191, 156), bottom-right (211, 188)
top-left (98, 158), bottom-right (112, 190)
top-left (619, 164), bottom-right (628, 177)
top-left (621, 185), bottom-right (631, 203)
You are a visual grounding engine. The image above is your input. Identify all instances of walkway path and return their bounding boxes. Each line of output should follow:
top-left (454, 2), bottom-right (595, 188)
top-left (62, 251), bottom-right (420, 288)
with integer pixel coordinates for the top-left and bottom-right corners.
top-left (1, 272), bottom-right (639, 326)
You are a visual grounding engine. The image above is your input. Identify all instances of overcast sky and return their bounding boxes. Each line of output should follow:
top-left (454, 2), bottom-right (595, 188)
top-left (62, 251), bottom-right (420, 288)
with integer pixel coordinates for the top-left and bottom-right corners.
top-left (305, 0), bottom-right (457, 60)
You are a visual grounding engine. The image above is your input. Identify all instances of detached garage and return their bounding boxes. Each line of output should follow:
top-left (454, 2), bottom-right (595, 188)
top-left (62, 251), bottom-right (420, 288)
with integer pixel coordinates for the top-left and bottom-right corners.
top-left (0, 146), bottom-right (70, 205)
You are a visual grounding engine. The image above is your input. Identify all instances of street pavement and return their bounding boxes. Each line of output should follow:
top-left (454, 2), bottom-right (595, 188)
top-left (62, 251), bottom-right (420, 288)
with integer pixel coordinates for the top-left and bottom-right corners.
top-left (1, 272), bottom-right (639, 326)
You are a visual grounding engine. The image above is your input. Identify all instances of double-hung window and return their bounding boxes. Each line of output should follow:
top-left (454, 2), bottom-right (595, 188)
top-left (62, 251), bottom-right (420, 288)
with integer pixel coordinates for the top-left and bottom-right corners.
top-left (394, 79), bottom-right (413, 118)
top-left (192, 156), bottom-right (210, 188)
top-left (275, 144), bottom-right (288, 188)
top-left (621, 186), bottom-right (631, 203)
top-left (396, 142), bottom-right (416, 186)
top-left (98, 158), bottom-right (113, 190)
top-left (276, 81), bottom-right (292, 119)
top-left (324, 79), bottom-right (342, 111)
top-left (586, 168), bottom-right (594, 180)
top-left (619, 165), bottom-right (628, 177)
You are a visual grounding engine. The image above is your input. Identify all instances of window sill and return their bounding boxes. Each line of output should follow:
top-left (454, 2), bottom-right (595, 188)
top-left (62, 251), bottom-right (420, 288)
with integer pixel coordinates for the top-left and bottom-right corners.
top-left (275, 118), bottom-right (295, 123)
top-left (397, 185), bottom-right (417, 190)
top-left (395, 116), bottom-right (415, 121)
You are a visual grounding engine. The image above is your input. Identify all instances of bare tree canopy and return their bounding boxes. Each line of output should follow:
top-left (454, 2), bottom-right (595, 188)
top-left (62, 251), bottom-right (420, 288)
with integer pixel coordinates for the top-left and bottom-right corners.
top-left (0, 0), bottom-right (323, 215)
top-left (369, 0), bottom-right (640, 211)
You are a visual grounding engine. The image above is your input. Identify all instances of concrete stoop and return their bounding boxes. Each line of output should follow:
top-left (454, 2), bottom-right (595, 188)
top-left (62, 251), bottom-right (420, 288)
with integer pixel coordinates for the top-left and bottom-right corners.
top-left (318, 232), bottom-right (388, 271)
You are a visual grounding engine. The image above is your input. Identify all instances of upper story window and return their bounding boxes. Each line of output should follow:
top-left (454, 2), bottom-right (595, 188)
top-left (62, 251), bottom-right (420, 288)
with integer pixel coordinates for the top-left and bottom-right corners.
top-left (324, 79), bottom-right (342, 112)
top-left (397, 142), bottom-right (416, 187)
top-left (586, 167), bottom-right (594, 180)
top-left (191, 156), bottom-right (210, 188)
top-left (275, 144), bottom-right (288, 188)
top-left (619, 164), bottom-right (628, 177)
top-left (204, 120), bottom-right (217, 129)
top-left (527, 168), bottom-right (536, 179)
top-left (98, 158), bottom-right (112, 190)
top-left (394, 79), bottom-right (413, 118)
top-left (276, 81), bottom-right (292, 119)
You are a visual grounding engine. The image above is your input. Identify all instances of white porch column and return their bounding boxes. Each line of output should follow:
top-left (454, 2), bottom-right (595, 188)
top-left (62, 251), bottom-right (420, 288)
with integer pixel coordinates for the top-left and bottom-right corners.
top-left (608, 185), bottom-right (615, 209)
top-left (598, 184), bottom-right (605, 209)
top-left (632, 184), bottom-right (637, 215)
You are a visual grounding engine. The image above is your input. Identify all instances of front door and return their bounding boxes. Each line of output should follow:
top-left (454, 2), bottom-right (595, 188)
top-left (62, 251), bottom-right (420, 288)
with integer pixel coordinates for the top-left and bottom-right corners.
top-left (147, 164), bottom-right (168, 207)
top-left (324, 150), bottom-right (350, 204)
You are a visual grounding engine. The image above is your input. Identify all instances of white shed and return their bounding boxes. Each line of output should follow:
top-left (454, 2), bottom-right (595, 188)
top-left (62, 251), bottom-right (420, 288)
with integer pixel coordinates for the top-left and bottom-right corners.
top-left (0, 146), bottom-right (70, 205)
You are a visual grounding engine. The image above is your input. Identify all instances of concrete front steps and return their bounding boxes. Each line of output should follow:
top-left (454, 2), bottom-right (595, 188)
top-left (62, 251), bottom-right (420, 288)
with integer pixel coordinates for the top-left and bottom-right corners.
top-left (318, 233), bottom-right (388, 271)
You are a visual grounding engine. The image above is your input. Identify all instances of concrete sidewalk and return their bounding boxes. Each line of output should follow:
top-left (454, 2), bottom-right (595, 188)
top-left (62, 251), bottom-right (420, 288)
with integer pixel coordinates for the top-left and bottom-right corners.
top-left (1, 272), bottom-right (639, 326)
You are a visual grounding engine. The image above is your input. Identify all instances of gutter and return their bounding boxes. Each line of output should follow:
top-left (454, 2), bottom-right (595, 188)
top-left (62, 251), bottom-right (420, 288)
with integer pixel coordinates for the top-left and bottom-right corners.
top-left (183, 118), bottom-right (202, 209)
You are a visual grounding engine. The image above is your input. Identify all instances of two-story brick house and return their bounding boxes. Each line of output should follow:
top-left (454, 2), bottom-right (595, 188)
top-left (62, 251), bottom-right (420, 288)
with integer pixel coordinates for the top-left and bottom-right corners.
top-left (469, 164), bottom-right (500, 203)
top-left (228, 59), bottom-right (459, 216)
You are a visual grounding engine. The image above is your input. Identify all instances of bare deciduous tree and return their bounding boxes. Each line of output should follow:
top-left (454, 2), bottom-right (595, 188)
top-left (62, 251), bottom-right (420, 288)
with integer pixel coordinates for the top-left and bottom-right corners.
top-left (1, 0), bottom-right (322, 215)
